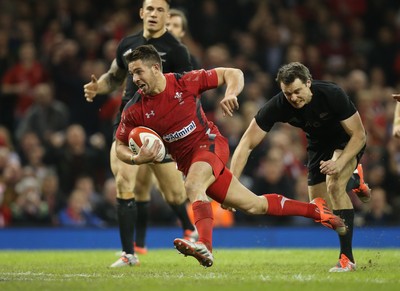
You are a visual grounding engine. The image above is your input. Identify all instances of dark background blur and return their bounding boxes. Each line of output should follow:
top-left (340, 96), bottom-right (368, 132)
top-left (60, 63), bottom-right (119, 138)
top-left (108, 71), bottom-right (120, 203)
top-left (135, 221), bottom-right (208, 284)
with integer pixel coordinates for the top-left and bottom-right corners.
top-left (1, 0), bottom-right (400, 229)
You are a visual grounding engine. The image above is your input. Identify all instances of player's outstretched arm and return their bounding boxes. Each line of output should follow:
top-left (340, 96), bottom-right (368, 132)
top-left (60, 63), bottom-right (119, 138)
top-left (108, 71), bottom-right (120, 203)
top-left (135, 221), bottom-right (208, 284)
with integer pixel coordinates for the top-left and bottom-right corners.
top-left (214, 68), bottom-right (244, 117)
top-left (83, 59), bottom-right (127, 102)
top-left (230, 118), bottom-right (267, 178)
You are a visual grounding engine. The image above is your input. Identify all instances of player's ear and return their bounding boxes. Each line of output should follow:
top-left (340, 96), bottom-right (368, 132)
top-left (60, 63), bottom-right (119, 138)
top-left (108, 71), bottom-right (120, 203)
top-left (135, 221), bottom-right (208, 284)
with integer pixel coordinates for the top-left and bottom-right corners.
top-left (306, 80), bottom-right (311, 88)
top-left (139, 8), bottom-right (144, 19)
top-left (153, 63), bottom-right (161, 72)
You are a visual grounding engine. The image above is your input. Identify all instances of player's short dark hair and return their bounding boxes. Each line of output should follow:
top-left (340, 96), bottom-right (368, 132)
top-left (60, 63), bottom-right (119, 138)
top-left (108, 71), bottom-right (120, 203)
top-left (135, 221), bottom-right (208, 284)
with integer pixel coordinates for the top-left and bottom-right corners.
top-left (169, 8), bottom-right (188, 32)
top-left (275, 62), bottom-right (313, 85)
top-left (142, 0), bottom-right (171, 8)
top-left (125, 44), bottom-right (162, 69)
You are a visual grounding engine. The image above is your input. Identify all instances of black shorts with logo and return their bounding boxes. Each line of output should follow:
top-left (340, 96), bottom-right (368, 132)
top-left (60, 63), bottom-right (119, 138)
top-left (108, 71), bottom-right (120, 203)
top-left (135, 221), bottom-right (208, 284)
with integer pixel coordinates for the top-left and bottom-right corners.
top-left (307, 141), bottom-right (366, 186)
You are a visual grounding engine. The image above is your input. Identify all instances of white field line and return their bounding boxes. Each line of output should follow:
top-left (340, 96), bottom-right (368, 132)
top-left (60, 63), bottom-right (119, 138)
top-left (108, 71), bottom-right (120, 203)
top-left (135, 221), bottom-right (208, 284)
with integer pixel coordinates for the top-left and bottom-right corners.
top-left (0, 271), bottom-right (396, 284)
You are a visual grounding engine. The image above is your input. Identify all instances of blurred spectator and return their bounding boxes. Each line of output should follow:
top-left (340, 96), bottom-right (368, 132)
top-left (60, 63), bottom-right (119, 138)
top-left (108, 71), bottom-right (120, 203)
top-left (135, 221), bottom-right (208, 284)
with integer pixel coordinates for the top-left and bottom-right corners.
top-left (241, 81), bottom-right (267, 108)
top-left (16, 131), bottom-right (43, 166)
top-left (268, 128), bottom-right (307, 180)
top-left (1, 42), bottom-right (48, 126)
top-left (21, 143), bottom-right (52, 183)
top-left (58, 188), bottom-right (105, 227)
top-left (237, 147), bottom-right (296, 226)
top-left (0, 126), bottom-right (16, 153)
top-left (386, 136), bottom-right (400, 209)
top-left (41, 170), bottom-right (62, 225)
top-left (362, 187), bottom-right (396, 226)
top-left (74, 175), bottom-right (102, 206)
top-left (258, 22), bottom-right (287, 77)
top-left (347, 17), bottom-right (372, 70)
top-left (368, 25), bottom-right (398, 86)
top-left (46, 124), bottom-right (108, 194)
top-left (189, 0), bottom-right (230, 48)
top-left (252, 147), bottom-right (296, 200)
top-left (0, 28), bottom-right (16, 131)
top-left (94, 177), bottom-right (118, 227)
top-left (304, 44), bottom-right (324, 80)
top-left (291, 171), bottom-right (316, 227)
top-left (345, 69), bottom-right (368, 107)
top-left (15, 82), bottom-right (69, 147)
top-left (49, 39), bottom-right (108, 135)
top-left (317, 20), bottom-right (351, 76)
top-left (0, 126), bottom-right (22, 227)
top-left (11, 176), bottom-right (51, 226)
top-left (0, 190), bottom-right (11, 227)
top-left (391, 97), bottom-right (400, 141)
top-left (0, 146), bottom-right (13, 227)
top-left (218, 114), bottom-right (245, 158)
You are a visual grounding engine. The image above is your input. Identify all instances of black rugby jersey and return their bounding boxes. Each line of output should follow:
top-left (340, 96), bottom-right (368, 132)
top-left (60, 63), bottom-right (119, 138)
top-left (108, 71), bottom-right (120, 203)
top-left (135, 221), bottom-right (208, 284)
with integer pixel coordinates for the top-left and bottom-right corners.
top-left (255, 80), bottom-right (357, 148)
top-left (115, 30), bottom-right (192, 112)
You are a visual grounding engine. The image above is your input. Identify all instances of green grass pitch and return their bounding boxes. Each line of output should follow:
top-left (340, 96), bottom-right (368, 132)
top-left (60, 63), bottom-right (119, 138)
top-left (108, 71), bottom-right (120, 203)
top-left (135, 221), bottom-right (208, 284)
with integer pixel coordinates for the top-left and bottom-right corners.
top-left (0, 249), bottom-right (399, 291)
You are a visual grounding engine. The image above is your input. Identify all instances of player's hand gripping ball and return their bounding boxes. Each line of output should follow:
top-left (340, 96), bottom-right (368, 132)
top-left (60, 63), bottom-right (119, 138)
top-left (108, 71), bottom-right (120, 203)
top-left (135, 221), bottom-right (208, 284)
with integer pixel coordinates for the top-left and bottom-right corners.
top-left (128, 126), bottom-right (166, 162)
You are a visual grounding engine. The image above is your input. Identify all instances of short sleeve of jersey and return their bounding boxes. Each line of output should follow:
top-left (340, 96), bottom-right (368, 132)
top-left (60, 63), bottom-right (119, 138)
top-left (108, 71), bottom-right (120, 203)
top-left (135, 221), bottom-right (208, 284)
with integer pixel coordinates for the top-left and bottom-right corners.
top-left (183, 69), bottom-right (218, 96)
top-left (254, 94), bottom-right (286, 132)
top-left (325, 85), bottom-right (357, 121)
top-left (115, 112), bottom-right (132, 144)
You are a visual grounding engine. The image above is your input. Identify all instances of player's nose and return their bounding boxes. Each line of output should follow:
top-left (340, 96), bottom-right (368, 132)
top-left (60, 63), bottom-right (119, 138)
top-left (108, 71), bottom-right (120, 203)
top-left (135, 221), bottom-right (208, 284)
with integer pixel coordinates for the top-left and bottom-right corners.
top-left (290, 94), bottom-right (298, 102)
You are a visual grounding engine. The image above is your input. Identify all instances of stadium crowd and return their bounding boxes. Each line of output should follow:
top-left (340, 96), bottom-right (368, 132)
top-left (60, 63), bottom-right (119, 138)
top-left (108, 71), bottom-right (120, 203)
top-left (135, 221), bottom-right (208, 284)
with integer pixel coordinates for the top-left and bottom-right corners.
top-left (1, 0), bottom-right (400, 228)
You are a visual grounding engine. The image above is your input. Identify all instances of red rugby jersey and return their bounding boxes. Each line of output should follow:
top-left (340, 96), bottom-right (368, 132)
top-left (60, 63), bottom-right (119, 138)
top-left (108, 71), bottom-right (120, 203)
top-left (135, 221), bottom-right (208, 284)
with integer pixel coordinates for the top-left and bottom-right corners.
top-left (116, 69), bottom-right (223, 164)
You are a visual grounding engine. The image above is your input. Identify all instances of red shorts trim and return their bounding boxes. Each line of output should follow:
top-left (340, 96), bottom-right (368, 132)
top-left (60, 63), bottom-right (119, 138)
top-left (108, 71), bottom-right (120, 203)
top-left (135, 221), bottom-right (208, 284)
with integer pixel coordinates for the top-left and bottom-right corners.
top-left (206, 167), bottom-right (233, 203)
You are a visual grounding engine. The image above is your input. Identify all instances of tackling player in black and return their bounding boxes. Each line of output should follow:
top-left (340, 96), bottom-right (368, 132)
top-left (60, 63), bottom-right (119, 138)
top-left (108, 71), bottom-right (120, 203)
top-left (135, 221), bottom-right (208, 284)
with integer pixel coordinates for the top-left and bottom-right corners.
top-left (230, 62), bottom-right (371, 272)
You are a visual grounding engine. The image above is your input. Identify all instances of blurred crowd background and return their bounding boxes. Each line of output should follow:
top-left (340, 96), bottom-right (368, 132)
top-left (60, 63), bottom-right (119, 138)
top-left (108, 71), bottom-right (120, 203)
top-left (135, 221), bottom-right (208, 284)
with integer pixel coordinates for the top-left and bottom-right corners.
top-left (1, 0), bottom-right (400, 229)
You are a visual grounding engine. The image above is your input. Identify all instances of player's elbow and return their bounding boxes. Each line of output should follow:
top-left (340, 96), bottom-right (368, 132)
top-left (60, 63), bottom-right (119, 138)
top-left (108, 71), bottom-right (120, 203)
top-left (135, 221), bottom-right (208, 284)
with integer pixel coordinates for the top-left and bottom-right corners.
top-left (359, 130), bottom-right (367, 146)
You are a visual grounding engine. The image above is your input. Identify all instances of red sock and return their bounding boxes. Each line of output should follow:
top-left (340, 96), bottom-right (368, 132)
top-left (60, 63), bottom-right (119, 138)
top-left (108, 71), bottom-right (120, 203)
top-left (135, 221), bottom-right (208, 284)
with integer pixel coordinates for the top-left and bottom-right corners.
top-left (192, 200), bottom-right (214, 251)
top-left (263, 194), bottom-right (319, 220)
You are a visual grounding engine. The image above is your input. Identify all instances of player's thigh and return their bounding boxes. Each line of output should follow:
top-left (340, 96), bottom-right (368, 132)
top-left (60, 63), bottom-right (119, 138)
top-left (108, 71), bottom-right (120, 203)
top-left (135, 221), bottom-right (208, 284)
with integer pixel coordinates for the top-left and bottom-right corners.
top-left (110, 141), bottom-right (138, 198)
top-left (134, 164), bottom-right (154, 201)
top-left (223, 176), bottom-right (266, 215)
top-left (149, 162), bottom-right (186, 204)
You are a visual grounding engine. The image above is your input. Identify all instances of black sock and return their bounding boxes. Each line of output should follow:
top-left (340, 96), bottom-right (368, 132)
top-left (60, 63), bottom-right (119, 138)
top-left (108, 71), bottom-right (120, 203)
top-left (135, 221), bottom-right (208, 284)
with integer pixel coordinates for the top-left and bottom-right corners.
top-left (346, 173), bottom-right (360, 192)
top-left (333, 209), bottom-right (355, 263)
top-left (170, 202), bottom-right (195, 231)
top-left (117, 198), bottom-right (137, 254)
top-left (135, 201), bottom-right (150, 247)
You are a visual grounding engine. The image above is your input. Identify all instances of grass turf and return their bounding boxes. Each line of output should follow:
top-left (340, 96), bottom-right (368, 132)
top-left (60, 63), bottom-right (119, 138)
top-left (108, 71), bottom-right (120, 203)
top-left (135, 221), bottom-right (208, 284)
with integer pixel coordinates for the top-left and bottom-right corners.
top-left (0, 249), bottom-right (399, 291)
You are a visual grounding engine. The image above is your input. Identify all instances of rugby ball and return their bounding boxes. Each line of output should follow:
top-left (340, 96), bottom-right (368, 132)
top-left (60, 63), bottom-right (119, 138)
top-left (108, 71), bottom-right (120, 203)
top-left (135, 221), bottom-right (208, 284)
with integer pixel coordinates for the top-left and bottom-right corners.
top-left (128, 126), bottom-right (166, 162)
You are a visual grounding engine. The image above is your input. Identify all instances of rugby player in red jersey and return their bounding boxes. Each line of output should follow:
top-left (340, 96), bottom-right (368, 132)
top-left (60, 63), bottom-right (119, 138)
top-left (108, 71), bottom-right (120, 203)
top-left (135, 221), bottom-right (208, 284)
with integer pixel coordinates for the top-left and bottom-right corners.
top-left (115, 44), bottom-right (347, 268)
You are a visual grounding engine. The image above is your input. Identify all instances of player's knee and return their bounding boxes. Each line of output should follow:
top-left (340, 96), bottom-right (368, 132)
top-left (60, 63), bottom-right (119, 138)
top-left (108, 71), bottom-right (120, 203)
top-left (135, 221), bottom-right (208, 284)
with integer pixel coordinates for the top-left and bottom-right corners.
top-left (114, 171), bottom-right (134, 193)
top-left (163, 190), bottom-right (186, 205)
top-left (244, 204), bottom-right (264, 215)
top-left (326, 179), bottom-right (340, 195)
top-left (241, 197), bottom-right (266, 215)
top-left (184, 179), bottom-right (204, 201)
top-left (134, 180), bottom-right (146, 195)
